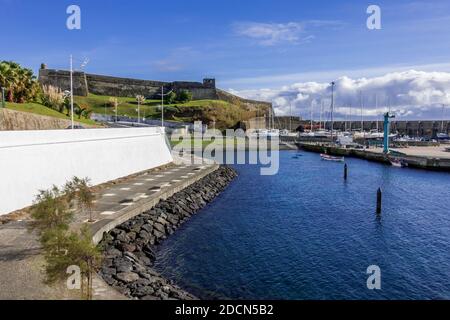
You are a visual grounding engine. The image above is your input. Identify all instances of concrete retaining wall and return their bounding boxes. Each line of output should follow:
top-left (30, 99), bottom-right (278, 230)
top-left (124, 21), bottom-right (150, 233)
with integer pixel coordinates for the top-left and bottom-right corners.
top-left (0, 108), bottom-right (92, 131)
top-left (0, 128), bottom-right (173, 215)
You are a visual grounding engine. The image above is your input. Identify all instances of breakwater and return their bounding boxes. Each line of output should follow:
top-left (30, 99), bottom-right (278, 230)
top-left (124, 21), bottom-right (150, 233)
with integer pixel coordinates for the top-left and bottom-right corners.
top-left (99, 166), bottom-right (237, 300)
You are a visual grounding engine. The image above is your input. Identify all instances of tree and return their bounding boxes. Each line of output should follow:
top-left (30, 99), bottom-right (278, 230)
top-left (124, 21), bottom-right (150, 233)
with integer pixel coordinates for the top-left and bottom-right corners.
top-left (66, 225), bottom-right (102, 300)
top-left (29, 177), bottom-right (101, 300)
top-left (44, 225), bottom-right (102, 299)
top-left (81, 108), bottom-right (93, 119)
top-left (108, 97), bottom-right (119, 108)
top-left (136, 95), bottom-right (145, 122)
top-left (65, 177), bottom-right (96, 222)
top-left (0, 61), bottom-right (40, 103)
top-left (177, 90), bottom-right (193, 103)
top-left (136, 95), bottom-right (145, 105)
top-left (29, 186), bottom-right (73, 237)
top-left (165, 91), bottom-right (177, 104)
top-left (73, 103), bottom-right (92, 119)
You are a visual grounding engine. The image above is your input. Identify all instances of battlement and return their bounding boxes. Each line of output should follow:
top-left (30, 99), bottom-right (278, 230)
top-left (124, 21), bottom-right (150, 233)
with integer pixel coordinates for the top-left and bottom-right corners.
top-left (38, 67), bottom-right (217, 100)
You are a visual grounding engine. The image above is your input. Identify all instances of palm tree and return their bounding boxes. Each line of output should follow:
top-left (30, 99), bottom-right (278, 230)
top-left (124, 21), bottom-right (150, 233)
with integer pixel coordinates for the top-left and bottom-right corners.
top-left (0, 61), bottom-right (40, 103)
top-left (136, 95), bottom-right (145, 122)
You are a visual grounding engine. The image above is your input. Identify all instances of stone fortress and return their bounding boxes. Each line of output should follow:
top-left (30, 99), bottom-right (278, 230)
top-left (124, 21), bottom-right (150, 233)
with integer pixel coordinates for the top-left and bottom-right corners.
top-left (37, 64), bottom-right (272, 109)
top-left (38, 65), bottom-right (217, 100)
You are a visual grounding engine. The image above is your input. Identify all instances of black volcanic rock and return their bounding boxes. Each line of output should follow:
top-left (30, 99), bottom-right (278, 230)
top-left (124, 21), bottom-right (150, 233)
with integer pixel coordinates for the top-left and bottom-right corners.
top-left (100, 166), bottom-right (237, 300)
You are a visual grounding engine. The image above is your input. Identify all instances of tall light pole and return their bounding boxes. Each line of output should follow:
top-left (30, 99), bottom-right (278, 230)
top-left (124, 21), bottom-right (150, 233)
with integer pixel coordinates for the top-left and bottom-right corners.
top-left (70, 54), bottom-right (74, 129)
top-left (160, 87), bottom-right (174, 129)
top-left (137, 100), bottom-right (141, 124)
top-left (1, 87), bottom-right (5, 108)
top-left (161, 86), bottom-right (164, 128)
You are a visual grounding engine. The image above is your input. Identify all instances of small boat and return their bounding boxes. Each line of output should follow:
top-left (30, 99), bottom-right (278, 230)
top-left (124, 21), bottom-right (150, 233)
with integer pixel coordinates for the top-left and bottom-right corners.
top-left (390, 158), bottom-right (408, 168)
top-left (320, 154), bottom-right (345, 162)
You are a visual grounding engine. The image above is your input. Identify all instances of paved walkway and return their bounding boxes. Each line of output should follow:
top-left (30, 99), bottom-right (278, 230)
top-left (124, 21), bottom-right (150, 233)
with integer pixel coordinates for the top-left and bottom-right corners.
top-left (0, 156), bottom-right (215, 300)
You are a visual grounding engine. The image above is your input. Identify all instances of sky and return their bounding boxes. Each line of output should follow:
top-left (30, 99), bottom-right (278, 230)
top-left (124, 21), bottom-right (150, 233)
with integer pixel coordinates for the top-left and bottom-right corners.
top-left (1, 0), bottom-right (450, 120)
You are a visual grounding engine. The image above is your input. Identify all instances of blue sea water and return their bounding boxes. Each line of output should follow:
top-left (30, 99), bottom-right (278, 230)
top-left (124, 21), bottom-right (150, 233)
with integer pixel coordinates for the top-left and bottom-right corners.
top-left (154, 151), bottom-right (450, 300)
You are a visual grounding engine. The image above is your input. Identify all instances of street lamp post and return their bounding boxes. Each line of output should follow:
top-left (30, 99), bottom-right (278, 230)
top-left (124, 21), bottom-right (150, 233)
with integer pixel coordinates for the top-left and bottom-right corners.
top-left (137, 101), bottom-right (141, 124)
top-left (160, 87), bottom-right (174, 129)
top-left (161, 86), bottom-right (164, 128)
top-left (70, 54), bottom-right (74, 129)
top-left (1, 87), bottom-right (5, 108)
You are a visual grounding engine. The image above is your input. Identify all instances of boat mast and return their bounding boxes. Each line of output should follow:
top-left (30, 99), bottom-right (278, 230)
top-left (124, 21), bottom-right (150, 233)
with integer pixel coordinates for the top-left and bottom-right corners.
top-left (344, 104), bottom-right (348, 132)
top-left (360, 90), bottom-right (364, 133)
top-left (320, 100), bottom-right (323, 131)
top-left (376, 94), bottom-right (379, 132)
top-left (442, 104), bottom-right (446, 133)
top-left (330, 81), bottom-right (335, 141)
top-left (289, 103), bottom-right (292, 132)
top-left (349, 102), bottom-right (352, 132)
top-left (310, 102), bottom-right (314, 132)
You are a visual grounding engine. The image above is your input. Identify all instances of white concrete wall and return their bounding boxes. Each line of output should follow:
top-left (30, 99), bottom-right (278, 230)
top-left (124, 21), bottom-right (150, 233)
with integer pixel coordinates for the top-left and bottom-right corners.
top-left (0, 127), bottom-right (173, 215)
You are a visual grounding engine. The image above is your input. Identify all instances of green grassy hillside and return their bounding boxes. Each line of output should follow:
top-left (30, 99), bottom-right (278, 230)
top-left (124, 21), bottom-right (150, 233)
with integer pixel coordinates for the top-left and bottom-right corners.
top-left (74, 94), bottom-right (268, 129)
top-left (2, 93), bottom-right (270, 129)
top-left (5, 102), bottom-right (97, 126)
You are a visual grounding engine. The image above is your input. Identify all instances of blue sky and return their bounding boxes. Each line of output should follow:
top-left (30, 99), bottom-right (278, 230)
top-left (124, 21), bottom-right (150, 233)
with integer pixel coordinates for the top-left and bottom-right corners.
top-left (2, 0), bottom-right (450, 119)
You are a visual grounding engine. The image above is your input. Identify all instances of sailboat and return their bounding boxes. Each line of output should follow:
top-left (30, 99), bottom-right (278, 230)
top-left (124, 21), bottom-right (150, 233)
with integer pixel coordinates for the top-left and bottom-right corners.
top-left (389, 158), bottom-right (408, 168)
top-left (320, 154), bottom-right (345, 162)
top-left (437, 104), bottom-right (449, 141)
top-left (258, 109), bottom-right (279, 138)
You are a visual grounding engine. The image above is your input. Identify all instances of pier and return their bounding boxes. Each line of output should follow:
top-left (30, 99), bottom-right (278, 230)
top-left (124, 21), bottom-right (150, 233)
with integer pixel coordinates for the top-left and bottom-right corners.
top-left (297, 142), bottom-right (450, 171)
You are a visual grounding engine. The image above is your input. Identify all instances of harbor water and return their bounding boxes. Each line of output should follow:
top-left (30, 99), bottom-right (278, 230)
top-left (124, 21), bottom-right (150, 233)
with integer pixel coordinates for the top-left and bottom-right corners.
top-left (154, 151), bottom-right (450, 299)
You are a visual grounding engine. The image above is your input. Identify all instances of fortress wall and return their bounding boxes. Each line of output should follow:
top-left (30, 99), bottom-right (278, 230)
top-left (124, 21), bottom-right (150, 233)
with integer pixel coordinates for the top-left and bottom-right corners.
top-left (38, 69), bottom-right (88, 96)
top-left (85, 74), bottom-right (167, 98)
top-left (39, 69), bottom-right (219, 100)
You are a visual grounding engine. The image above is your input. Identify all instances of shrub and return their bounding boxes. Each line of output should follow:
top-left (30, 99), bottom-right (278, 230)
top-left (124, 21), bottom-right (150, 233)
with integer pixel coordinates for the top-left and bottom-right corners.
top-left (176, 90), bottom-right (193, 103)
top-left (164, 91), bottom-right (177, 104)
top-left (136, 95), bottom-right (145, 105)
top-left (108, 97), bottom-right (119, 108)
top-left (41, 85), bottom-right (65, 112)
top-left (28, 177), bottom-right (101, 299)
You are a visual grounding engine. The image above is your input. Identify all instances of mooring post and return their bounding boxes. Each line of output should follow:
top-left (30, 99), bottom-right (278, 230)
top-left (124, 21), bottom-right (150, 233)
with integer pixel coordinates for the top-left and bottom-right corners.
top-left (344, 163), bottom-right (348, 180)
top-left (376, 188), bottom-right (382, 214)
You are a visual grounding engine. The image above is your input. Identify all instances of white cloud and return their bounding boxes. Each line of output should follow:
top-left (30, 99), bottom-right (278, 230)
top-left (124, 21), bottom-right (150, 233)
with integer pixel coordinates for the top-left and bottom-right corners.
top-left (230, 70), bottom-right (450, 120)
top-left (232, 20), bottom-right (341, 46)
top-left (233, 22), bottom-right (305, 46)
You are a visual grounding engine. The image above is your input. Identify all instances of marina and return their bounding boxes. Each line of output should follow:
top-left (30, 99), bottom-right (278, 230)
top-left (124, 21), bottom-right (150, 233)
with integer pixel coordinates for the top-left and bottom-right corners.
top-left (154, 150), bottom-right (450, 300)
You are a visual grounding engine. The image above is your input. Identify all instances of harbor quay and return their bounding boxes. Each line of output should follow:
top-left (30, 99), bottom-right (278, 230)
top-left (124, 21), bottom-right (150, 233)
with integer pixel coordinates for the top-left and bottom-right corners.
top-left (297, 142), bottom-right (450, 171)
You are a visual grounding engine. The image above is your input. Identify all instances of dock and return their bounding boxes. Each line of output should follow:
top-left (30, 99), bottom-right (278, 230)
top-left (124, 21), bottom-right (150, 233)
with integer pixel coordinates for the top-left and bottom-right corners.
top-left (297, 142), bottom-right (450, 171)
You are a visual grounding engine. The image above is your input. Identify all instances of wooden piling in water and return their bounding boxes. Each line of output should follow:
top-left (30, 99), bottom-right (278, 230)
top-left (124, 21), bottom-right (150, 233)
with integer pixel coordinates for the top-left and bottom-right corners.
top-left (344, 164), bottom-right (348, 180)
top-left (376, 188), bottom-right (382, 214)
